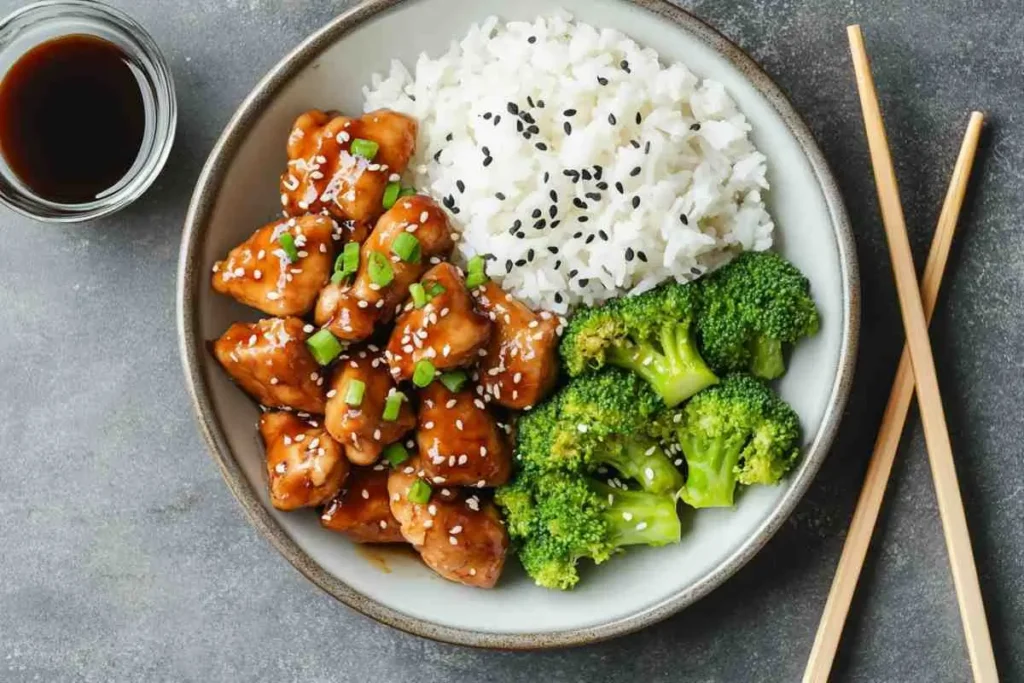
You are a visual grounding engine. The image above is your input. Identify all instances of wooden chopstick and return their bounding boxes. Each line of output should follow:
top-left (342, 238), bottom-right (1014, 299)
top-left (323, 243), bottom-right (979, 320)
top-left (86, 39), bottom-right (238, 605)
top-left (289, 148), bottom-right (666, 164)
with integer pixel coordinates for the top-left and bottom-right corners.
top-left (840, 25), bottom-right (998, 682)
top-left (803, 111), bottom-right (985, 682)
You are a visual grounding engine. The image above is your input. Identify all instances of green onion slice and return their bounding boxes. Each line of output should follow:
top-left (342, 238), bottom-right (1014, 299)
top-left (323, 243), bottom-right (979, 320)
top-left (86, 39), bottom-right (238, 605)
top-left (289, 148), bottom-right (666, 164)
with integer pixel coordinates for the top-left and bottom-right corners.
top-left (466, 271), bottom-right (488, 288)
top-left (334, 241), bottom-right (360, 275)
top-left (391, 232), bottom-right (421, 263)
top-left (467, 254), bottom-right (486, 274)
top-left (412, 359), bottom-right (436, 388)
top-left (439, 370), bottom-right (468, 393)
top-left (278, 232), bottom-right (300, 262)
top-left (398, 186), bottom-right (417, 198)
top-left (367, 251), bottom-right (394, 287)
top-left (382, 181), bottom-right (401, 210)
top-left (409, 282), bottom-right (427, 309)
top-left (382, 391), bottom-right (406, 421)
top-left (350, 138), bottom-right (379, 160)
top-left (306, 329), bottom-right (344, 366)
top-left (344, 379), bottom-right (366, 407)
top-left (383, 443), bottom-right (410, 467)
top-left (425, 281), bottom-right (446, 299)
top-left (408, 479), bottom-right (432, 504)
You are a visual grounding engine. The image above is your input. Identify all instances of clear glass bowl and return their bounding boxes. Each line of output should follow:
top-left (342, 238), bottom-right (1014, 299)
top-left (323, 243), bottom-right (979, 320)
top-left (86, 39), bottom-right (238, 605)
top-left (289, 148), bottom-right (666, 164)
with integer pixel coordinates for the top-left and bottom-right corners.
top-left (0, 0), bottom-right (176, 222)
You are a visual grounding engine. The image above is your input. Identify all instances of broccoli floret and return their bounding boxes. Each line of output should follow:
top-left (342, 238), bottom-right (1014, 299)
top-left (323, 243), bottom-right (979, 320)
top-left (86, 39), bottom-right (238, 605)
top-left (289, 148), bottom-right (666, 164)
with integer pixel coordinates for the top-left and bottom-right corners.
top-left (515, 369), bottom-right (684, 495)
top-left (496, 470), bottom-right (681, 590)
top-left (560, 282), bottom-right (719, 407)
top-left (698, 251), bottom-right (820, 380)
top-left (653, 374), bottom-right (801, 508)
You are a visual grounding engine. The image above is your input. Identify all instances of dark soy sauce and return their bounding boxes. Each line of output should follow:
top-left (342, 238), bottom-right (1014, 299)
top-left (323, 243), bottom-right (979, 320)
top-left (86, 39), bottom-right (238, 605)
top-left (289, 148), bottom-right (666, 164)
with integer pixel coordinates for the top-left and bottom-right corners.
top-left (0, 34), bottom-right (146, 204)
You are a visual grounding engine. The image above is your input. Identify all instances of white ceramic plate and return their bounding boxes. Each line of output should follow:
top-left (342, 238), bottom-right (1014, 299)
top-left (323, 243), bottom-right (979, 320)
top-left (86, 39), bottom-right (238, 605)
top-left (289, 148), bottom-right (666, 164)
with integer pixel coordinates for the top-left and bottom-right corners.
top-left (177, 0), bottom-right (858, 648)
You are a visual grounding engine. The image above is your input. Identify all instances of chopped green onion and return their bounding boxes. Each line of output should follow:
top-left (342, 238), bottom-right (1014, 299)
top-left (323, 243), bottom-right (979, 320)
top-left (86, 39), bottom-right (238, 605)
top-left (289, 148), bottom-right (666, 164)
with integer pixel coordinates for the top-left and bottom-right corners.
top-left (425, 281), bottom-right (446, 298)
top-left (391, 232), bottom-right (421, 263)
top-left (306, 329), bottom-right (344, 366)
top-left (278, 232), bottom-right (300, 262)
top-left (398, 186), bottom-right (417, 198)
top-left (383, 443), bottom-right (410, 467)
top-left (330, 271), bottom-right (346, 284)
top-left (367, 251), bottom-right (394, 287)
top-left (350, 138), bottom-right (379, 160)
top-left (382, 391), bottom-right (406, 421)
top-left (408, 479), bottom-right (432, 504)
top-left (382, 181), bottom-right (401, 210)
top-left (466, 271), bottom-right (488, 288)
top-left (409, 282), bottom-right (427, 309)
top-left (440, 370), bottom-right (468, 393)
top-left (334, 241), bottom-right (360, 274)
top-left (345, 379), bottom-right (366, 407)
top-left (467, 254), bottom-right (486, 274)
top-left (412, 359), bottom-right (436, 388)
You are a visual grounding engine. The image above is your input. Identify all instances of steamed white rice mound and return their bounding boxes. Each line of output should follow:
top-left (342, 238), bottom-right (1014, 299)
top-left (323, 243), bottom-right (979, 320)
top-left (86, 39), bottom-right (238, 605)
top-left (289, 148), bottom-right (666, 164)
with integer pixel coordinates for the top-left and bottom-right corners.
top-left (364, 13), bottom-right (773, 313)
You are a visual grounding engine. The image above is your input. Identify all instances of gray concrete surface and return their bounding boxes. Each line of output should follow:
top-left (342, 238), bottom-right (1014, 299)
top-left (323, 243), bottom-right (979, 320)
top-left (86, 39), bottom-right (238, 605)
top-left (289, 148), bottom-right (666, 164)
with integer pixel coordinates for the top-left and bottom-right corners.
top-left (1, 1), bottom-right (1021, 681)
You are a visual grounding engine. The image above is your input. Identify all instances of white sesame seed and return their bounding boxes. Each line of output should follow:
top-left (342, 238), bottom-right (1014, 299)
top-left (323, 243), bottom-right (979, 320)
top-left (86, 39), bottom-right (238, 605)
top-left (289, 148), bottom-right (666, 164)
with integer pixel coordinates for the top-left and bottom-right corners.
top-left (449, 536), bottom-right (458, 546)
top-left (623, 512), bottom-right (634, 521)
top-left (635, 522), bottom-right (648, 531)
top-left (450, 525), bottom-right (463, 534)
top-left (645, 467), bottom-right (655, 481)
top-left (423, 519), bottom-right (433, 529)
top-left (361, 489), bottom-right (369, 499)
top-left (577, 424), bottom-right (588, 433)
top-left (419, 211), bottom-right (429, 223)
top-left (428, 504), bottom-right (437, 516)
top-left (270, 377), bottom-right (279, 385)
top-left (379, 520), bottom-right (388, 529)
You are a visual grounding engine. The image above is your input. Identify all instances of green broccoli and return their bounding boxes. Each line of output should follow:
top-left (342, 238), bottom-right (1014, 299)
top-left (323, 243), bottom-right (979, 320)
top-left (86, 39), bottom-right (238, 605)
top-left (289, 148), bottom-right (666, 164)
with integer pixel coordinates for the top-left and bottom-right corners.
top-left (698, 251), bottom-right (820, 380)
top-left (653, 374), bottom-right (801, 508)
top-left (515, 369), bottom-right (684, 496)
top-left (559, 281), bottom-right (719, 407)
top-left (496, 470), bottom-right (681, 590)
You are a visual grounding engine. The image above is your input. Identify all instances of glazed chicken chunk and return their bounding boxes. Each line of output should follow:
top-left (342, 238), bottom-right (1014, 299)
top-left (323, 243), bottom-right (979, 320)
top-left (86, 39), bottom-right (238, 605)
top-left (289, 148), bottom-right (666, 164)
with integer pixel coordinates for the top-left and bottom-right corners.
top-left (212, 215), bottom-right (337, 317)
top-left (385, 262), bottom-right (492, 382)
top-left (325, 350), bottom-right (416, 465)
top-left (260, 411), bottom-right (348, 510)
top-left (213, 317), bottom-right (326, 414)
top-left (474, 281), bottom-right (561, 409)
top-left (417, 382), bottom-right (512, 487)
top-left (320, 465), bottom-right (405, 543)
top-left (280, 109), bottom-right (416, 225)
top-left (388, 459), bottom-right (508, 588)
top-left (315, 195), bottom-right (454, 341)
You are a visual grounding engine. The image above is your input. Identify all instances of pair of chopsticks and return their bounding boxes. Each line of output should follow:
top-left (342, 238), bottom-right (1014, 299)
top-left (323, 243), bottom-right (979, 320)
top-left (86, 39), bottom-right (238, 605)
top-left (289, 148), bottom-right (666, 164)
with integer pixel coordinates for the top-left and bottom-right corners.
top-left (803, 26), bottom-right (997, 682)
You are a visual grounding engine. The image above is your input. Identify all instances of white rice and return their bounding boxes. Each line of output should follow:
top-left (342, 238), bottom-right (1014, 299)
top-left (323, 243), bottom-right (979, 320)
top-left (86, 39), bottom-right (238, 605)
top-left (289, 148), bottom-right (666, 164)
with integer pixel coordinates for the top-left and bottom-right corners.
top-left (363, 12), bottom-right (773, 313)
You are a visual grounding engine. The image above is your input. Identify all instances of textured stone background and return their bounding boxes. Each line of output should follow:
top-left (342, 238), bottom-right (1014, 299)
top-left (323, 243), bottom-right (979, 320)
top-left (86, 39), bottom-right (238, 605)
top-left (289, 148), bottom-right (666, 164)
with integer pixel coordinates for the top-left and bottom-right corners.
top-left (1, 1), bottom-right (1021, 681)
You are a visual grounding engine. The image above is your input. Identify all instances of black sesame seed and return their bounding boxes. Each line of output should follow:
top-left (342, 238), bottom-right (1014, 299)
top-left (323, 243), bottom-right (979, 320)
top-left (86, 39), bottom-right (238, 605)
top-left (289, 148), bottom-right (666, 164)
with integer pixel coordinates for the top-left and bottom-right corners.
top-left (505, 260), bottom-right (513, 273)
top-left (443, 195), bottom-right (454, 208)
top-left (572, 234), bottom-right (582, 242)
top-left (483, 157), bottom-right (493, 168)
top-left (527, 96), bottom-right (535, 107)
top-left (577, 215), bottom-right (589, 223)
top-left (615, 181), bottom-right (624, 194)
top-left (563, 169), bottom-right (576, 177)
top-left (483, 112), bottom-right (492, 120)
top-left (572, 198), bottom-right (587, 210)
top-left (630, 166), bottom-right (642, 177)
top-left (515, 258), bottom-right (527, 267)
top-left (598, 230), bottom-right (609, 241)
top-left (594, 165), bottom-right (603, 180)
top-left (585, 192), bottom-right (601, 202)
top-left (625, 247), bottom-right (635, 261)
top-left (569, 269), bottom-right (579, 278)
top-left (507, 102), bottom-right (519, 115)
top-left (551, 220), bottom-right (560, 228)
top-left (596, 181), bottom-right (609, 190)
top-left (679, 214), bottom-right (689, 225)
top-left (632, 196), bottom-right (641, 209)
top-left (532, 208), bottom-right (542, 219)
top-left (537, 99), bottom-right (545, 108)
top-left (446, 133), bottom-right (454, 141)
top-left (535, 142), bottom-right (547, 151)
top-left (547, 246), bottom-right (559, 254)
top-left (456, 180), bottom-right (466, 193)
top-left (564, 121), bottom-right (572, 135)
top-left (630, 139), bottom-right (641, 149)
top-left (554, 260), bottom-right (562, 269)
top-left (578, 278), bottom-right (590, 286)
top-left (495, 192), bottom-right (506, 200)
top-left (522, 112), bottom-right (536, 124)
top-left (564, 108), bottom-right (577, 117)
top-left (635, 112), bottom-right (642, 125)
top-left (527, 248), bottom-right (535, 262)
top-left (523, 131), bottom-right (532, 140)
top-left (528, 36), bottom-right (536, 44)
top-left (451, 206), bottom-right (460, 214)
top-left (549, 189), bottom-right (558, 202)
top-left (548, 205), bottom-right (557, 219)
top-left (644, 141), bottom-right (651, 154)
top-left (581, 169), bottom-right (592, 180)
top-left (620, 59), bottom-right (630, 71)
top-left (597, 76), bottom-right (609, 85)
top-left (516, 231), bottom-right (526, 239)
top-left (585, 235), bottom-right (595, 245)
top-left (513, 219), bottom-right (522, 229)
top-left (508, 225), bottom-right (518, 236)
top-left (433, 150), bottom-right (442, 162)
top-left (533, 219), bottom-right (546, 230)
top-left (494, 115), bottom-right (501, 125)
top-left (608, 113), bottom-right (617, 125)
top-left (554, 292), bottom-right (563, 304)
top-left (516, 119), bottom-right (524, 133)
top-left (637, 251), bottom-right (648, 263)
top-left (690, 122), bottom-right (701, 131)
top-left (481, 146), bottom-right (490, 156)
top-left (528, 125), bottom-right (540, 134)
top-left (543, 172), bottom-right (550, 183)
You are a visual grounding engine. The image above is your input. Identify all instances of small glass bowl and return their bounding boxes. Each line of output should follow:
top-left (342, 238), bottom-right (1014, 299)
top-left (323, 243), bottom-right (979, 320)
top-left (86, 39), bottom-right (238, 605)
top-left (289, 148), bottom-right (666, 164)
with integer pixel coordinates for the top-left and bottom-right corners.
top-left (0, 0), bottom-right (176, 222)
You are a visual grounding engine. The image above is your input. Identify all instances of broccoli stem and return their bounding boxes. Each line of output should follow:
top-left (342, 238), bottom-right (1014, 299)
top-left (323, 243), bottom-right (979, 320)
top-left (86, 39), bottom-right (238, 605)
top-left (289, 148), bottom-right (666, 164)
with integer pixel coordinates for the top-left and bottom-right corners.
top-left (594, 484), bottom-right (681, 547)
top-left (599, 437), bottom-right (685, 495)
top-left (677, 431), bottom-right (744, 508)
top-left (750, 336), bottom-right (785, 380)
top-left (607, 323), bottom-right (718, 407)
